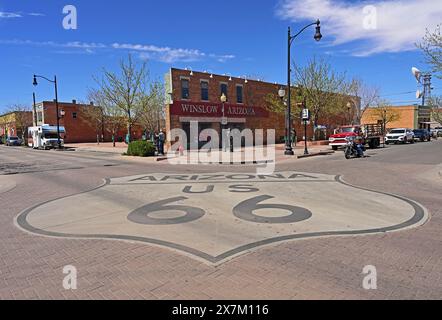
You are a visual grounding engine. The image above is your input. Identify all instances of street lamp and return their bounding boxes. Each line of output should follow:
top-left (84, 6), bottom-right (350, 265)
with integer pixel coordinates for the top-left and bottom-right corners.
top-left (33, 74), bottom-right (62, 149)
top-left (347, 102), bottom-right (352, 124)
top-left (221, 93), bottom-right (228, 151)
top-left (278, 87), bottom-right (288, 144)
top-left (383, 109), bottom-right (387, 148)
top-left (285, 19), bottom-right (322, 156)
top-left (278, 87), bottom-right (286, 100)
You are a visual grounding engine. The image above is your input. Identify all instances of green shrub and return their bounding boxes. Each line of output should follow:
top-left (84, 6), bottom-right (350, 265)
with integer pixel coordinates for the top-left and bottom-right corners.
top-left (126, 140), bottom-right (156, 157)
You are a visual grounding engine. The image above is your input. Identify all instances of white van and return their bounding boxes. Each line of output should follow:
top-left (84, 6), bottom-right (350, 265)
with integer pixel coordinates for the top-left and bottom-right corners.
top-left (28, 125), bottom-right (66, 149)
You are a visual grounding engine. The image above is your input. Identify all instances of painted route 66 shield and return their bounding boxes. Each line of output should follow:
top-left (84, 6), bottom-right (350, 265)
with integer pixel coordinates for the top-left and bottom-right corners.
top-left (17, 172), bottom-right (428, 264)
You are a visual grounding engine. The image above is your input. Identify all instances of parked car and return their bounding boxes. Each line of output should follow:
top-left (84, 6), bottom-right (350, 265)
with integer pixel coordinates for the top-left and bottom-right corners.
top-left (413, 129), bottom-right (431, 142)
top-left (385, 128), bottom-right (415, 145)
top-left (435, 127), bottom-right (442, 137)
top-left (5, 136), bottom-right (22, 146)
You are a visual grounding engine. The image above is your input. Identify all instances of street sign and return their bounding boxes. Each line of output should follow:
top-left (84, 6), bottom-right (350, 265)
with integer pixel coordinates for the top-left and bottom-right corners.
top-left (301, 108), bottom-right (310, 121)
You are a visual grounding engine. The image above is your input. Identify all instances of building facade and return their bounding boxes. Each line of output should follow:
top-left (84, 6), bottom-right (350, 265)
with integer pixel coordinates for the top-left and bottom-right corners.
top-left (361, 105), bottom-right (432, 130)
top-left (164, 68), bottom-right (358, 148)
top-left (0, 111), bottom-right (33, 140)
top-left (34, 100), bottom-right (143, 143)
top-left (165, 68), bottom-right (307, 148)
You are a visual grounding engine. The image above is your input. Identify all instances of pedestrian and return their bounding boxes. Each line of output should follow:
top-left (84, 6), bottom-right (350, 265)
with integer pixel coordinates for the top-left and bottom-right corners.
top-left (158, 129), bottom-right (166, 156)
top-left (154, 131), bottom-right (159, 154)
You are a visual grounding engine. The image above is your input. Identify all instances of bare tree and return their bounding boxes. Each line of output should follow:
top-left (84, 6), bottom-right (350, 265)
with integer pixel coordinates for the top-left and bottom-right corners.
top-left (294, 56), bottom-right (349, 140)
top-left (418, 24), bottom-right (442, 78)
top-left (7, 104), bottom-right (33, 145)
top-left (137, 80), bottom-right (165, 135)
top-left (347, 78), bottom-right (380, 124)
top-left (93, 54), bottom-right (149, 142)
top-left (428, 95), bottom-right (442, 125)
top-left (369, 100), bottom-right (401, 130)
top-left (84, 90), bottom-right (126, 147)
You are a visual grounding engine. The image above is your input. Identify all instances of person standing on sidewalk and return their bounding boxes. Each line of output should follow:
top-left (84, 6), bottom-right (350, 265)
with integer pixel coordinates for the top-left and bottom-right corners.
top-left (158, 129), bottom-right (166, 156)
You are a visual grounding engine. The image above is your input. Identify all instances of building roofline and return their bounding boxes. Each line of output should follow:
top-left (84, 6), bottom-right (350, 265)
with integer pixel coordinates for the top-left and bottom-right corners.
top-left (0, 110), bottom-right (33, 118)
top-left (170, 67), bottom-right (287, 88)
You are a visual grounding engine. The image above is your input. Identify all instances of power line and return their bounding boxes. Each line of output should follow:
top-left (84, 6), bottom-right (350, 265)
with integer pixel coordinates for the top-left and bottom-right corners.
top-left (380, 91), bottom-right (416, 97)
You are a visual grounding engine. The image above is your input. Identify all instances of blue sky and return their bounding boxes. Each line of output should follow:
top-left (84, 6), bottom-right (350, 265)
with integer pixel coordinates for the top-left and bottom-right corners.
top-left (0, 0), bottom-right (441, 113)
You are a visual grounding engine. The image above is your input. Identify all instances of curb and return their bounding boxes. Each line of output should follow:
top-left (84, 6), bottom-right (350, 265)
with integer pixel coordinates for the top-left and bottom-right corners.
top-left (297, 150), bottom-right (335, 159)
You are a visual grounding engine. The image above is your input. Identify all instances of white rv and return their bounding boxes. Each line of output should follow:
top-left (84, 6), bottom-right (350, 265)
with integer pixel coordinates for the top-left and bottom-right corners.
top-left (28, 125), bottom-right (66, 149)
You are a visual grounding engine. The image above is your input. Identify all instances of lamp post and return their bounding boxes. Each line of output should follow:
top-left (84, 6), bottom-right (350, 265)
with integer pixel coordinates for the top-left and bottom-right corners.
top-left (278, 87), bottom-right (288, 145)
top-left (221, 93), bottom-right (228, 152)
top-left (32, 92), bottom-right (38, 127)
top-left (285, 19), bottom-right (322, 156)
top-left (383, 109), bottom-right (387, 148)
top-left (347, 102), bottom-right (352, 124)
top-left (33, 74), bottom-right (62, 149)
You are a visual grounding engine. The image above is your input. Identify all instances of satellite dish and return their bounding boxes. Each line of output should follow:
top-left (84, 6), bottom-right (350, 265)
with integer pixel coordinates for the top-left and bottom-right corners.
top-left (412, 67), bottom-right (422, 83)
top-left (416, 90), bottom-right (423, 99)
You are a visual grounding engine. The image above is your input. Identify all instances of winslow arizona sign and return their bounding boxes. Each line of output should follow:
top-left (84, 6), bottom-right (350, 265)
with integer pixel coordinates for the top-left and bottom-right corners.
top-left (170, 101), bottom-right (270, 118)
top-left (16, 172), bottom-right (428, 264)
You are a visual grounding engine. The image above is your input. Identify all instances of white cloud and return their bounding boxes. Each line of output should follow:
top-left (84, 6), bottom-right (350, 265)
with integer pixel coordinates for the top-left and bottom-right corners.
top-left (0, 11), bottom-right (22, 18)
top-left (112, 43), bottom-right (207, 63)
top-left (28, 13), bottom-right (45, 17)
top-left (0, 11), bottom-right (45, 18)
top-left (277, 0), bottom-right (442, 56)
top-left (0, 39), bottom-right (235, 63)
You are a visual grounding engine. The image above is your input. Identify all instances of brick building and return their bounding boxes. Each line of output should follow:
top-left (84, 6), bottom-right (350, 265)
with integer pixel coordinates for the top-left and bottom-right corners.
top-left (0, 111), bottom-right (33, 140)
top-left (164, 68), bottom-right (354, 147)
top-left (361, 105), bottom-right (432, 130)
top-left (34, 100), bottom-right (143, 143)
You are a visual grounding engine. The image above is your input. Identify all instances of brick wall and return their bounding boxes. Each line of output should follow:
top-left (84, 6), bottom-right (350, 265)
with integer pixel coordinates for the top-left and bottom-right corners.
top-left (361, 106), bottom-right (417, 129)
top-left (39, 101), bottom-right (143, 143)
top-left (166, 68), bottom-right (351, 144)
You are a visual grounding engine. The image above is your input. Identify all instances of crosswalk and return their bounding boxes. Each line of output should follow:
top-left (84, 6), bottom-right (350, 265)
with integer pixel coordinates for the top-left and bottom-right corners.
top-left (0, 146), bottom-right (120, 175)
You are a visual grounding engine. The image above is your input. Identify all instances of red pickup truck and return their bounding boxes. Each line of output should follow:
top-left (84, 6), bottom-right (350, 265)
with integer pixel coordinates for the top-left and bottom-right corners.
top-left (329, 124), bottom-right (383, 150)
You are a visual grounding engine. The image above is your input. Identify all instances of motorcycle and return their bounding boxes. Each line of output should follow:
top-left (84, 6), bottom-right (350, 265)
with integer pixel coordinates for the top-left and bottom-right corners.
top-left (344, 136), bottom-right (365, 159)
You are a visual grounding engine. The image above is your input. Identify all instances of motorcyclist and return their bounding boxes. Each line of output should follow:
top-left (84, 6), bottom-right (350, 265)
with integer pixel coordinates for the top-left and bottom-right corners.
top-left (354, 136), bottom-right (364, 157)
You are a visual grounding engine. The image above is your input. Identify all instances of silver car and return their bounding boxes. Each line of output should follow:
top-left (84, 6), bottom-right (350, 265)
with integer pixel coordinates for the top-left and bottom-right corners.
top-left (385, 128), bottom-right (415, 145)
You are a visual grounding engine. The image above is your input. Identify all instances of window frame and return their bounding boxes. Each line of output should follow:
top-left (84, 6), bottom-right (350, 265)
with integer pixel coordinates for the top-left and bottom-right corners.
top-left (180, 77), bottom-right (190, 100)
top-left (220, 82), bottom-right (228, 102)
top-left (236, 84), bottom-right (244, 104)
top-left (200, 79), bottom-right (210, 101)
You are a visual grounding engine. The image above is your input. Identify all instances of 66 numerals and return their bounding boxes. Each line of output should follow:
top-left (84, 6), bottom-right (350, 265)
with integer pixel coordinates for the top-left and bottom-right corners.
top-left (128, 193), bottom-right (312, 225)
top-left (217, 305), bottom-right (269, 316)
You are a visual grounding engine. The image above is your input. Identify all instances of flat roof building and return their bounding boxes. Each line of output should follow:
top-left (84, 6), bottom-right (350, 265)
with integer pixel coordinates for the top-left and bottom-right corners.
top-left (165, 68), bottom-right (291, 147)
